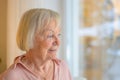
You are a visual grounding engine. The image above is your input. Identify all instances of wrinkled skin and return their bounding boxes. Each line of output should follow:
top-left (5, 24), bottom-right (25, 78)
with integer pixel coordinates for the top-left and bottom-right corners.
top-left (33, 19), bottom-right (61, 60)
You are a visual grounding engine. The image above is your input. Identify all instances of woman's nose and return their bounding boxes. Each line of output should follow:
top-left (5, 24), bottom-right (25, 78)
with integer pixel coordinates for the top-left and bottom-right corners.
top-left (53, 35), bottom-right (60, 46)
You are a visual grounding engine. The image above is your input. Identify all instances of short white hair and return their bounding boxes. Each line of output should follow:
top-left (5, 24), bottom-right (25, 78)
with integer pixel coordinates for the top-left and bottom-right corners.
top-left (16, 8), bottom-right (61, 51)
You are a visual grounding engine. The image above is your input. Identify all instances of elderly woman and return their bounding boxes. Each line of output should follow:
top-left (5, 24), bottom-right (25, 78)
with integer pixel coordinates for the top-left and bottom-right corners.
top-left (0, 8), bottom-right (72, 80)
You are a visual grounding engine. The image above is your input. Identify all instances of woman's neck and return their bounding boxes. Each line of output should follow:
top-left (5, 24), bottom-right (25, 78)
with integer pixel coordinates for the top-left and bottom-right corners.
top-left (25, 49), bottom-right (52, 71)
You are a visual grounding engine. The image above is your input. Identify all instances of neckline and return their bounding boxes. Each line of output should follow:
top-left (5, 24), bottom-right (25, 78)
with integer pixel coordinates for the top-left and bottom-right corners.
top-left (14, 54), bottom-right (61, 79)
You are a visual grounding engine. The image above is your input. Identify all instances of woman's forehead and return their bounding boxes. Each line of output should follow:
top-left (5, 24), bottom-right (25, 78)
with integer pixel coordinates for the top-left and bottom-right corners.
top-left (37, 19), bottom-right (61, 34)
top-left (43, 27), bottom-right (61, 33)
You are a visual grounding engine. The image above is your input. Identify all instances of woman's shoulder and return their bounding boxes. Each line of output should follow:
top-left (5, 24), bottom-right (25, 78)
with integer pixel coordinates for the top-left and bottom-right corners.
top-left (0, 64), bottom-right (23, 80)
top-left (53, 58), bottom-right (70, 71)
top-left (60, 60), bottom-right (69, 67)
top-left (57, 59), bottom-right (70, 71)
top-left (57, 60), bottom-right (73, 80)
top-left (0, 55), bottom-right (27, 80)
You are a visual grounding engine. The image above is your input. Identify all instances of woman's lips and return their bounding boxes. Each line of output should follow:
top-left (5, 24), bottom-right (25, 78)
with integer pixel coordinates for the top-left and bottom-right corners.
top-left (48, 49), bottom-right (57, 52)
top-left (49, 49), bottom-right (56, 51)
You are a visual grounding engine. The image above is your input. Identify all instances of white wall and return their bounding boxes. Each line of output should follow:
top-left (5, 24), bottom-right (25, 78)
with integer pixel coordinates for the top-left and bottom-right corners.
top-left (7, 0), bottom-right (64, 67)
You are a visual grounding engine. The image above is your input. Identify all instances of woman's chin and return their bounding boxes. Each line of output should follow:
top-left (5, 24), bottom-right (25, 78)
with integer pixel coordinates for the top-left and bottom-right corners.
top-left (47, 50), bottom-right (57, 59)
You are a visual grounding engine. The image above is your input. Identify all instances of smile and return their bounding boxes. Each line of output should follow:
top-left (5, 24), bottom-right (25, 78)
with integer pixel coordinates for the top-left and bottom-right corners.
top-left (49, 49), bottom-right (56, 51)
top-left (48, 49), bottom-right (57, 52)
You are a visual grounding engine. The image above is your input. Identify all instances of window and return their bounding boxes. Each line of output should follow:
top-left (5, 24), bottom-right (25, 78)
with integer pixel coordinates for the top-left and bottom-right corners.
top-left (64, 0), bottom-right (120, 80)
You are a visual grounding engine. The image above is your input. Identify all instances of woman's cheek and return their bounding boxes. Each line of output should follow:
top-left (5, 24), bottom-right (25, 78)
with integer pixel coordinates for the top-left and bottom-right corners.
top-left (45, 41), bottom-right (53, 48)
top-left (41, 40), bottom-right (52, 49)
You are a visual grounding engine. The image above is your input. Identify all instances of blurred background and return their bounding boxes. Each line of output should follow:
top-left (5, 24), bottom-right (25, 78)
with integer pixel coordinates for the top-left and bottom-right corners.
top-left (0, 0), bottom-right (120, 80)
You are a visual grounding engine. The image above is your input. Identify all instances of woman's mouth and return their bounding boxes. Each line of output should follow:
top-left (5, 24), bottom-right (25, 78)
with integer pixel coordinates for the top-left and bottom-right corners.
top-left (48, 49), bottom-right (57, 53)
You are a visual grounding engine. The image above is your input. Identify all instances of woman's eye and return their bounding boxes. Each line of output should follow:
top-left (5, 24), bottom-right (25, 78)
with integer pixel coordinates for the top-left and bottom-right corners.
top-left (47, 34), bottom-right (54, 38)
top-left (46, 33), bottom-right (62, 39)
top-left (58, 34), bottom-right (62, 37)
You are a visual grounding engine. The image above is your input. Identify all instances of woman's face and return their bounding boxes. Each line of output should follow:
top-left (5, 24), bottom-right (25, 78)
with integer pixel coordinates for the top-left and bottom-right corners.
top-left (34, 20), bottom-right (61, 59)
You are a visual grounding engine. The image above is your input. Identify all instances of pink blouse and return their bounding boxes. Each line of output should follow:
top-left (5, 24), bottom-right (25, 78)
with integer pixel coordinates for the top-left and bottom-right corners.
top-left (0, 55), bottom-right (72, 80)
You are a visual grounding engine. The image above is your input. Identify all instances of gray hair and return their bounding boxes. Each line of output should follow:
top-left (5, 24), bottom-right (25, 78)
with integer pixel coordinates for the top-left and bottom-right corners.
top-left (16, 8), bottom-right (60, 51)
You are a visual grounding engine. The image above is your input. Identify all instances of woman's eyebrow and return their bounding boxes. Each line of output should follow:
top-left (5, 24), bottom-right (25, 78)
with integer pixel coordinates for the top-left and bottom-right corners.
top-left (45, 29), bottom-right (54, 32)
top-left (44, 28), bottom-right (61, 33)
